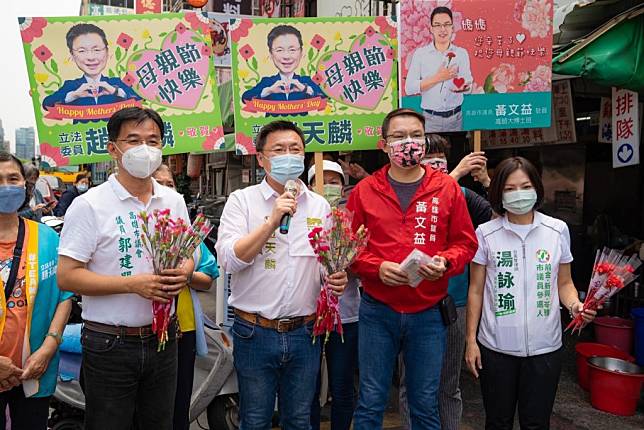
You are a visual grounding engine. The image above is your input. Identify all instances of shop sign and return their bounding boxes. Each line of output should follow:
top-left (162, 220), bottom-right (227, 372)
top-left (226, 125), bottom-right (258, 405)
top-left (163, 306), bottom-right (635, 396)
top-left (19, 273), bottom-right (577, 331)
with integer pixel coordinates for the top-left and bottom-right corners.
top-left (598, 97), bottom-right (612, 143)
top-left (612, 87), bottom-right (639, 168)
top-left (88, 4), bottom-right (134, 16)
top-left (317, 0), bottom-right (375, 17)
top-left (212, 0), bottom-right (252, 15)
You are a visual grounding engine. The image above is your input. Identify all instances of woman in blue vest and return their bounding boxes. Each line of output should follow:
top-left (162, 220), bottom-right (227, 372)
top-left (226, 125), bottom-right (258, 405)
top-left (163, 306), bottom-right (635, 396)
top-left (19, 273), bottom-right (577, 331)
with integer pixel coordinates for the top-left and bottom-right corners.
top-left (0, 151), bottom-right (72, 429)
top-left (465, 156), bottom-right (596, 429)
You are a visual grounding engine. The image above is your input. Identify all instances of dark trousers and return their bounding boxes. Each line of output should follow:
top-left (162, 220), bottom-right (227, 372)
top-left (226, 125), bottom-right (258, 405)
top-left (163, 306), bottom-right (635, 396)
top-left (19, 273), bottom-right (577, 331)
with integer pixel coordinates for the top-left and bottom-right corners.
top-left (479, 344), bottom-right (562, 430)
top-left (174, 331), bottom-right (196, 430)
top-left (310, 321), bottom-right (359, 430)
top-left (0, 386), bottom-right (49, 430)
top-left (81, 325), bottom-right (178, 430)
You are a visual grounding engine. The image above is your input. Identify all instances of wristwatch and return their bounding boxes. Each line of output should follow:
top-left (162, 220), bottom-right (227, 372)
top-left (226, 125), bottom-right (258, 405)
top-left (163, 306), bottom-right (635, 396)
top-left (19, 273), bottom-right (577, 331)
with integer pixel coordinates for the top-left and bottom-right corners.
top-left (46, 331), bottom-right (63, 346)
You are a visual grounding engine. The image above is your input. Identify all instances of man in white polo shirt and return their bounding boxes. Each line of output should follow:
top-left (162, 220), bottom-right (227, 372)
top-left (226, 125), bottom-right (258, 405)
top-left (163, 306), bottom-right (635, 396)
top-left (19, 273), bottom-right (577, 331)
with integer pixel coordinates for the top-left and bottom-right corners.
top-left (57, 107), bottom-right (193, 430)
top-left (216, 120), bottom-right (347, 429)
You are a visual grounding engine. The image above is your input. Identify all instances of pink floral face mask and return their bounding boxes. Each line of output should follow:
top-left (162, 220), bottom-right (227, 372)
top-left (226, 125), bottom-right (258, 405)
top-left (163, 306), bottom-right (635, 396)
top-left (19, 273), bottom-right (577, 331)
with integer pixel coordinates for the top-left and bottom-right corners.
top-left (388, 138), bottom-right (426, 168)
top-left (421, 157), bottom-right (448, 173)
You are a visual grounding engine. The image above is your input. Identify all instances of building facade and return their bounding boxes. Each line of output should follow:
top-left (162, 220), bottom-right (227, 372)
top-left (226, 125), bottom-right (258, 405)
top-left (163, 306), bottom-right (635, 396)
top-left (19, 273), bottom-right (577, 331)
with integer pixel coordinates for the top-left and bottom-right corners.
top-left (15, 127), bottom-right (35, 161)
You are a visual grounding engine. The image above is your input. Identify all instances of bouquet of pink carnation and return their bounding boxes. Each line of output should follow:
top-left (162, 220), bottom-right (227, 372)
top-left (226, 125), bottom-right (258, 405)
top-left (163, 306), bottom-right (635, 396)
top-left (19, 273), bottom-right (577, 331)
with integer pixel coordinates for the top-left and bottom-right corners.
top-left (308, 207), bottom-right (369, 343)
top-left (139, 209), bottom-right (213, 350)
top-left (566, 247), bottom-right (641, 334)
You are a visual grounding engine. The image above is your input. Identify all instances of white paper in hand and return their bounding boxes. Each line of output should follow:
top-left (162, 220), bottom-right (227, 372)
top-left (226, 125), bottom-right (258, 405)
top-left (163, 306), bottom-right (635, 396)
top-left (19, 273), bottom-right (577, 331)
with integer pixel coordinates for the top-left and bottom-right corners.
top-left (399, 249), bottom-right (433, 288)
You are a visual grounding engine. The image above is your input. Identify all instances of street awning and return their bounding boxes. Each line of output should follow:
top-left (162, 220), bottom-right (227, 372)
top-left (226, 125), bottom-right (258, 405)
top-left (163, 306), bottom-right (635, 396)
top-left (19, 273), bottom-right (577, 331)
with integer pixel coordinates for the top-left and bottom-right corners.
top-left (552, 3), bottom-right (644, 91)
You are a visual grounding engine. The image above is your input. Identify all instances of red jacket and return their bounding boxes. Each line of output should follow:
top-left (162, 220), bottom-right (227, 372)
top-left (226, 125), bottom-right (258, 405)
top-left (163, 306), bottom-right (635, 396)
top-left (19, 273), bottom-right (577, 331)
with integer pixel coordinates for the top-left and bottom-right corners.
top-left (347, 165), bottom-right (478, 313)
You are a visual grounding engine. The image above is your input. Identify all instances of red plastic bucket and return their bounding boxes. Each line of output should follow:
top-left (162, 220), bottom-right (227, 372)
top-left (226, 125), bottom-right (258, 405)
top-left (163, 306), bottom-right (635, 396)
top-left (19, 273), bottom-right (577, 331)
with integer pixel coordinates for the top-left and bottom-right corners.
top-left (575, 342), bottom-right (635, 390)
top-left (588, 357), bottom-right (644, 416)
top-left (594, 316), bottom-right (634, 354)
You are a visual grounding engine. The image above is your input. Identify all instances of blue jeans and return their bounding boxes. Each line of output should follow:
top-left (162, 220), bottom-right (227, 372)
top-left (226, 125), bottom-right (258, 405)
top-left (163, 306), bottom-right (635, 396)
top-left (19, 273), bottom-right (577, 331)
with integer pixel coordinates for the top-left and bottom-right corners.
top-left (233, 316), bottom-right (321, 430)
top-left (353, 294), bottom-right (446, 430)
top-left (310, 321), bottom-right (359, 430)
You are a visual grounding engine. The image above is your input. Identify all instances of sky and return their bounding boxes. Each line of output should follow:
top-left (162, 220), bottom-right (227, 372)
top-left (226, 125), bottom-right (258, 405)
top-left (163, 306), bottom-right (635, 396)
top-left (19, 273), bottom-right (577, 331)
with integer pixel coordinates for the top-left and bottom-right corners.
top-left (0, 0), bottom-right (80, 152)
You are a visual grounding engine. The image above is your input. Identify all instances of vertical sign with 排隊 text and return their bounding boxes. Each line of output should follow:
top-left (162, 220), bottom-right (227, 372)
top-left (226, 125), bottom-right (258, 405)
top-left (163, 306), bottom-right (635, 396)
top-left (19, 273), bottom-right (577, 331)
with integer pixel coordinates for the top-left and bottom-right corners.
top-left (612, 87), bottom-right (639, 168)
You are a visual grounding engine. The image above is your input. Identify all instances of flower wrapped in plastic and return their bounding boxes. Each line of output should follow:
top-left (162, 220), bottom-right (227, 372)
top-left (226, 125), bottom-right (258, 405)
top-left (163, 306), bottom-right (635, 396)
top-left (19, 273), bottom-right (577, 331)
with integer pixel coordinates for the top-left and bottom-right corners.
top-left (308, 207), bottom-right (369, 343)
top-left (139, 209), bottom-right (213, 350)
top-left (566, 247), bottom-right (641, 334)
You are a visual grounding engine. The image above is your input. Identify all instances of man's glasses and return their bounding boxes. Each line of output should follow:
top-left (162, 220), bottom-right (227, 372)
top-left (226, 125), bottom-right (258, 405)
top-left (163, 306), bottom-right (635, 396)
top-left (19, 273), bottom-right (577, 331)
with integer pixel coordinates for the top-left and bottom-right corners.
top-left (72, 47), bottom-right (107, 56)
top-left (431, 23), bottom-right (453, 30)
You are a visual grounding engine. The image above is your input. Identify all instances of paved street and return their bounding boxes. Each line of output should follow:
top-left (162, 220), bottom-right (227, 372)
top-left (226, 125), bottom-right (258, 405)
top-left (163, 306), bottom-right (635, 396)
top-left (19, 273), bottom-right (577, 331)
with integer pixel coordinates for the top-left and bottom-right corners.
top-left (193, 290), bottom-right (644, 429)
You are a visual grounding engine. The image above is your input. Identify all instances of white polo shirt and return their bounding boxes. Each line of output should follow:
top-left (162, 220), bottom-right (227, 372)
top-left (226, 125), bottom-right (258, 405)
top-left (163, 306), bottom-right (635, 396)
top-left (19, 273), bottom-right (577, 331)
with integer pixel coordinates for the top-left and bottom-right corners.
top-left (216, 179), bottom-right (330, 320)
top-left (58, 174), bottom-right (190, 326)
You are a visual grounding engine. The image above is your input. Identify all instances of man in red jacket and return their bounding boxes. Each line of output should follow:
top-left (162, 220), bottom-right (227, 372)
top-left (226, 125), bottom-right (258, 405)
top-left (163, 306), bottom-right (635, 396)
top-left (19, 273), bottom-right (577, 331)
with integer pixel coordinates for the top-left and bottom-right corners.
top-left (347, 108), bottom-right (478, 430)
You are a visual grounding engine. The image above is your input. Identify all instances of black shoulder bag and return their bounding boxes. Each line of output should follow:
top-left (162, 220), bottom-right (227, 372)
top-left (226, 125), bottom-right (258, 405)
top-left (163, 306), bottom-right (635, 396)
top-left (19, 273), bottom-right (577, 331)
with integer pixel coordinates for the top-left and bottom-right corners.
top-left (4, 218), bottom-right (26, 301)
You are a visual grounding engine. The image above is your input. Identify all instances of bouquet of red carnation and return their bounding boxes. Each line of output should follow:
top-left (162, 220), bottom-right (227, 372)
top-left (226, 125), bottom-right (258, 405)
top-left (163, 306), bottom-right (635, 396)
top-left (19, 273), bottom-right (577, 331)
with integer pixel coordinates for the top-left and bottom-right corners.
top-left (308, 207), bottom-right (369, 343)
top-left (566, 247), bottom-right (641, 334)
top-left (139, 209), bottom-right (213, 350)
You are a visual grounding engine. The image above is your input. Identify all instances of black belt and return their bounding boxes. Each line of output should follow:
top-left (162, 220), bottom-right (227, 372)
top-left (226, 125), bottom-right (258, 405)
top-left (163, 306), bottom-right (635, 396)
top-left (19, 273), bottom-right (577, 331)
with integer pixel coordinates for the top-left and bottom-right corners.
top-left (424, 106), bottom-right (462, 118)
top-left (84, 316), bottom-right (177, 337)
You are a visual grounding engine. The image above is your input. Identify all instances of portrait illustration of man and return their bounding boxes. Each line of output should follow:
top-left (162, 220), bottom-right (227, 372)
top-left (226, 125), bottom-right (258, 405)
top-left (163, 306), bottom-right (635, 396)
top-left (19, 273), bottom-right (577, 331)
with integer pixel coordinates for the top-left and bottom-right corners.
top-left (242, 25), bottom-right (325, 117)
top-left (42, 23), bottom-right (141, 115)
top-left (405, 7), bottom-right (472, 132)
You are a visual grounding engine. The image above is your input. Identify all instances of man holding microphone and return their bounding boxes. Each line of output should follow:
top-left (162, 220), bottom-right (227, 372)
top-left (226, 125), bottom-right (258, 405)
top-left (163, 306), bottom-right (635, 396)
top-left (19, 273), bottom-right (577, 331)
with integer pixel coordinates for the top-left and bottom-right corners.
top-left (216, 120), bottom-right (347, 430)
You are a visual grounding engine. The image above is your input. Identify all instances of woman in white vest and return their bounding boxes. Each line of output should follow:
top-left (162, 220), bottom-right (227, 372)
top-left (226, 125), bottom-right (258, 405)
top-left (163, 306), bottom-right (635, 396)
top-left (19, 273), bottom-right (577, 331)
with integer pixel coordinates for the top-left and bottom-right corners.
top-left (465, 156), bottom-right (596, 429)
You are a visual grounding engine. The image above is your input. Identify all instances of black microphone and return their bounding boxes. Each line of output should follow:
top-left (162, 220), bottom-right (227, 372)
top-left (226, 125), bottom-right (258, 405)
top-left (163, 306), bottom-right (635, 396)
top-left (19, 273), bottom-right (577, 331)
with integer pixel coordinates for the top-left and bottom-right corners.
top-left (279, 179), bottom-right (299, 234)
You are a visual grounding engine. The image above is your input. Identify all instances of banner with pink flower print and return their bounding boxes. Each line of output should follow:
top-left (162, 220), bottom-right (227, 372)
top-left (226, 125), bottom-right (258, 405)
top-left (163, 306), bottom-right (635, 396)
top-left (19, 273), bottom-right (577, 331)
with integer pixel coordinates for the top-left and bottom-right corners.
top-left (400, 0), bottom-right (553, 132)
top-left (19, 13), bottom-right (227, 166)
top-left (230, 16), bottom-right (399, 154)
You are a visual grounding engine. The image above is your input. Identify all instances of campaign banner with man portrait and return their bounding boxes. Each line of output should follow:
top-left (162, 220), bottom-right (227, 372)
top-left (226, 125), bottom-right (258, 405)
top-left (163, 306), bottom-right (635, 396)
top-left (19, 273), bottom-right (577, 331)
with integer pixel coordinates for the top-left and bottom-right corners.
top-left (19, 12), bottom-right (226, 166)
top-left (400, 0), bottom-right (553, 133)
top-left (230, 16), bottom-right (399, 154)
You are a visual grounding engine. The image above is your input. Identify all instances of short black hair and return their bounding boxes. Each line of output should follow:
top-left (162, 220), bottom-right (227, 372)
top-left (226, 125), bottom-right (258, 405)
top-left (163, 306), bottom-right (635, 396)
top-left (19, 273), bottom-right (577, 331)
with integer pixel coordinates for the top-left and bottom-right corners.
top-left (426, 134), bottom-right (450, 157)
top-left (431, 6), bottom-right (453, 23)
top-left (267, 25), bottom-right (303, 50)
top-left (66, 23), bottom-right (109, 51)
top-left (255, 121), bottom-right (305, 153)
top-left (0, 151), bottom-right (26, 180)
top-left (0, 151), bottom-right (29, 210)
top-left (74, 172), bottom-right (90, 184)
top-left (107, 107), bottom-right (164, 142)
top-left (488, 156), bottom-right (544, 215)
top-left (381, 108), bottom-right (425, 139)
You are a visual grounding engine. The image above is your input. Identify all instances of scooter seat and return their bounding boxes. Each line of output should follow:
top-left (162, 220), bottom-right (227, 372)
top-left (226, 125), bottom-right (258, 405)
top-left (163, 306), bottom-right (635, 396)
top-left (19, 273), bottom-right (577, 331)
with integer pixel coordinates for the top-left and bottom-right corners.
top-left (60, 323), bottom-right (82, 354)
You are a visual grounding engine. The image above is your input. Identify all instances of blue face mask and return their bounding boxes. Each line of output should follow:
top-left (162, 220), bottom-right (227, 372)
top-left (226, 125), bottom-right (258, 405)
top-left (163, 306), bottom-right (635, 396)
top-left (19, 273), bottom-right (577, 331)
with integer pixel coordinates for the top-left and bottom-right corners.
top-left (0, 185), bottom-right (26, 214)
top-left (267, 154), bottom-right (305, 185)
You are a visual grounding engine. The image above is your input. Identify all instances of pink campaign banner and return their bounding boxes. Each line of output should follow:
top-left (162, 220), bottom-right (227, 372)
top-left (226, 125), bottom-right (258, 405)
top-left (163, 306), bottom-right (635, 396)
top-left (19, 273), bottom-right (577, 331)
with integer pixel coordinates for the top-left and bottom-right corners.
top-left (400, 0), bottom-right (553, 132)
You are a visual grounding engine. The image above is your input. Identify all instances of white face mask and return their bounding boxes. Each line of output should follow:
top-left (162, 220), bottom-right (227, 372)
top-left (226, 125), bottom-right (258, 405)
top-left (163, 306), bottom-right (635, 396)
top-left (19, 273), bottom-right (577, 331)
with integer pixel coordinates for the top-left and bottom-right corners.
top-left (115, 144), bottom-right (162, 179)
top-left (502, 189), bottom-right (537, 215)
